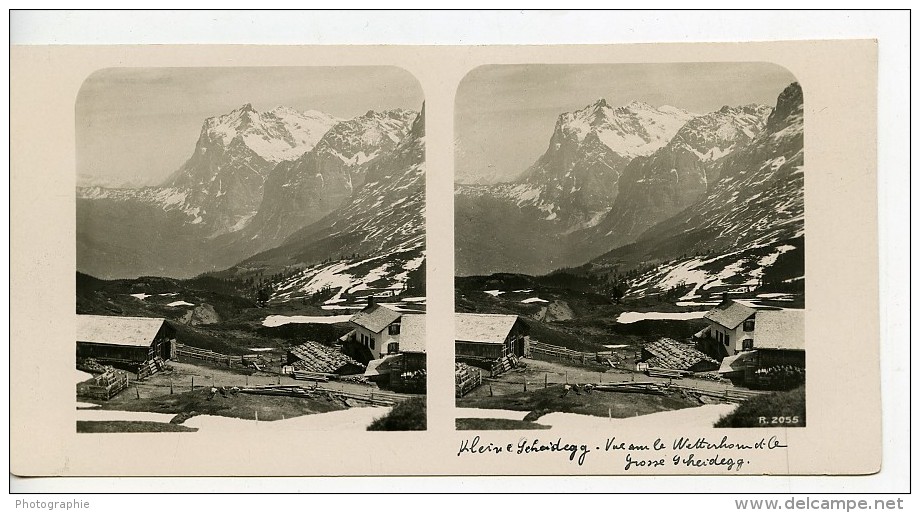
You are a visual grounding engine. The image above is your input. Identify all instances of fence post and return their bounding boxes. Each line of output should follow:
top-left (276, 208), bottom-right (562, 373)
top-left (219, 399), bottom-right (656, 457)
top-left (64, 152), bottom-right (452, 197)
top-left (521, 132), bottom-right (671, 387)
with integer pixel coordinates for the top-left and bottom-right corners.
top-left (135, 386), bottom-right (140, 400)
top-left (523, 379), bottom-right (527, 392)
top-left (489, 384), bottom-right (493, 397)
top-left (191, 376), bottom-right (194, 390)
top-left (544, 373), bottom-right (548, 388)
top-left (170, 381), bottom-right (173, 395)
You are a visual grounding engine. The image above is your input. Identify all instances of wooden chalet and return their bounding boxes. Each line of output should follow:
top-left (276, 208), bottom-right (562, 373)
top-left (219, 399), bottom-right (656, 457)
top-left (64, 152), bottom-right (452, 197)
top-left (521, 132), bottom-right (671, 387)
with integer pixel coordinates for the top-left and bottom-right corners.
top-left (454, 313), bottom-right (529, 375)
top-left (77, 315), bottom-right (176, 368)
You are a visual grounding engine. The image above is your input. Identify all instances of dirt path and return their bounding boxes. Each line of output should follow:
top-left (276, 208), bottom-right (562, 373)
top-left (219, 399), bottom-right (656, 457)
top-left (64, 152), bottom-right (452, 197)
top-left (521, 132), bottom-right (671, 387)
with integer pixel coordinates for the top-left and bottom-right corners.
top-left (102, 360), bottom-right (419, 403)
top-left (464, 357), bottom-right (741, 399)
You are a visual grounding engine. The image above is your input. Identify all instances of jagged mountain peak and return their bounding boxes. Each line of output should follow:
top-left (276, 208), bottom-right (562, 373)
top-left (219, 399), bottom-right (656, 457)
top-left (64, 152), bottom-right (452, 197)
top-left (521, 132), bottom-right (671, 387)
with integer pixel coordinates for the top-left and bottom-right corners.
top-left (195, 103), bottom-right (341, 165)
top-left (554, 99), bottom-right (696, 159)
top-left (765, 82), bottom-right (803, 132)
top-left (667, 103), bottom-right (772, 161)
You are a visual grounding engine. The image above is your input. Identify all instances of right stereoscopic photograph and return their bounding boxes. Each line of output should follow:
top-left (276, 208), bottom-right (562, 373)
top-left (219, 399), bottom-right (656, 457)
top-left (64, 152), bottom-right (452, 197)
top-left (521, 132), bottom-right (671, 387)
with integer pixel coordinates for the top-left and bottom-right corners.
top-left (454, 63), bottom-right (805, 431)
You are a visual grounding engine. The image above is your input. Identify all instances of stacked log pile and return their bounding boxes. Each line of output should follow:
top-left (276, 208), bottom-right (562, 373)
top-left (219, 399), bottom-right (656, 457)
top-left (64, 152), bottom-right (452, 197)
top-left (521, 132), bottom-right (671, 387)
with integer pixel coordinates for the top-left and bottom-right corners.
top-left (455, 363), bottom-right (483, 398)
top-left (237, 384), bottom-right (403, 407)
top-left (642, 338), bottom-right (718, 371)
top-left (289, 341), bottom-right (362, 374)
top-left (77, 368), bottom-right (129, 400)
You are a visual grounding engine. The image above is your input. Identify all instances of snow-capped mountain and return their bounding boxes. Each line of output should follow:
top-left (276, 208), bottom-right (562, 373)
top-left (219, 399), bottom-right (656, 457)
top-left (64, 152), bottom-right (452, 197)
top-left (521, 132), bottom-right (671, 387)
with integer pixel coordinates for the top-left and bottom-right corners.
top-left (455, 99), bottom-right (696, 276)
top-left (572, 104), bottom-right (772, 255)
top-left (160, 103), bottom-right (340, 235)
top-left (590, 83), bottom-right (804, 297)
top-left (236, 109), bottom-right (417, 253)
top-left (224, 107), bottom-right (427, 302)
top-left (76, 104), bottom-right (419, 280)
top-left (500, 99), bottom-right (695, 223)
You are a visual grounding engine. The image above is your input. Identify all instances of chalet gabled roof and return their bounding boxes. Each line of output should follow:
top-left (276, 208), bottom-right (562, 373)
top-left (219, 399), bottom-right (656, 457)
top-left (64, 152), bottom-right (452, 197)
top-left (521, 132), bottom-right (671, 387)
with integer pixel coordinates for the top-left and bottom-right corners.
top-left (398, 314), bottom-right (426, 353)
top-left (349, 304), bottom-right (401, 333)
top-left (77, 315), bottom-right (168, 348)
top-left (704, 300), bottom-right (757, 329)
top-left (753, 310), bottom-right (805, 350)
top-left (455, 313), bottom-right (520, 345)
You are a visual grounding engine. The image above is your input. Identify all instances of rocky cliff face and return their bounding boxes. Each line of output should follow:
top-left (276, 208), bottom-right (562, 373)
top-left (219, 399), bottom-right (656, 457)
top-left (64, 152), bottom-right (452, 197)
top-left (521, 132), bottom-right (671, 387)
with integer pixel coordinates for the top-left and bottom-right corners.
top-left (237, 109), bottom-right (417, 254)
top-left (76, 104), bottom-right (420, 280)
top-left (590, 83), bottom-right (804, 297)
top-left (573, 104), bottom-right (772, 256)
top-left (225, 108), bottom-right (427, 302)
top-left (455, 99), bottom-right (695, 276)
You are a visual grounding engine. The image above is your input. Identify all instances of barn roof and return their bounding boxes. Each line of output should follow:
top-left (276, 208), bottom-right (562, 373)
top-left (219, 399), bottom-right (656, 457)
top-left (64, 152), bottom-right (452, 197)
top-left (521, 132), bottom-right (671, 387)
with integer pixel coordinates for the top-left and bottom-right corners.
top-left (754, 310), bottom-right (805, 350)
top-left (77, 315), bottom-right (167, 348)
top-left (643, 337), bottom-right (718, 371)
top-left (398, 314), bottom-right (426, 353)
top-left (704, 300), bottom-right (757, 329)
top-left (455, 313), bottom-right (520, 345)
top-left (349, 304), bottom-right (401, 333)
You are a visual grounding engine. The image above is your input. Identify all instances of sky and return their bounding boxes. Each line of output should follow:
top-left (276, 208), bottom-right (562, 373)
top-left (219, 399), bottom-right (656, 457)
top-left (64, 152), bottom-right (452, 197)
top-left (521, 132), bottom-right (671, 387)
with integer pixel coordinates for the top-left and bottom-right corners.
top-left (76, 67), bottom-right (424, 186)
top-left (455, 63), bottom-right (798, 184)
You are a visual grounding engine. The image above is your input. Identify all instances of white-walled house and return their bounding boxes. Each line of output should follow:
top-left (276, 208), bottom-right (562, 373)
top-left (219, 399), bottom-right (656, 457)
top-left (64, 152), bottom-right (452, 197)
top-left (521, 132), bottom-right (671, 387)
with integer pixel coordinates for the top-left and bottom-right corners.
top-left (699, 300), bottom-right (805, 360)
top-left (348, 303), bottom-right (403, 360)
top-left (701, 300), bottom-right (758, 357)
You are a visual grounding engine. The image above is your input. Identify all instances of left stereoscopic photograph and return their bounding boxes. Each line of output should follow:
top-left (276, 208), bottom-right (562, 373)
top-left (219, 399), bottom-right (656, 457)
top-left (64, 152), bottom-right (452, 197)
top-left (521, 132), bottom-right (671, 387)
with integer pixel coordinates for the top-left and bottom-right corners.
top-left (74, 67), bottom-right (427, 432)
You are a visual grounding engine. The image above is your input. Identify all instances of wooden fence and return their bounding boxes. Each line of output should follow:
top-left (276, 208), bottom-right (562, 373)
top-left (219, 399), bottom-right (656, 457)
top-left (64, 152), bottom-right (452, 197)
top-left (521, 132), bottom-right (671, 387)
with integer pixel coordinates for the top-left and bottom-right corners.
top-left (529, 342), bottom-right (615, 366)
top-left (176, 344), bottom-right (268, 369)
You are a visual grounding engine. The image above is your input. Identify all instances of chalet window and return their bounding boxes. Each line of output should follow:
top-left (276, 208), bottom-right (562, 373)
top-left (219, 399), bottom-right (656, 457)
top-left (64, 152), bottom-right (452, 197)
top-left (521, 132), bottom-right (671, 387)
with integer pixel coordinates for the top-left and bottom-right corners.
top-left (725, 334), bottom-right (730, 345)
top-left (743, 319), bottom-right (755, 332)
top-left (742, 339), bottom-right (754, 351)
top-left (370, 337), bottom-right (375, 350)
top-left (388, 342), bottom-right (399, 354)
top-left (389, 323), bottom-right (401, 335)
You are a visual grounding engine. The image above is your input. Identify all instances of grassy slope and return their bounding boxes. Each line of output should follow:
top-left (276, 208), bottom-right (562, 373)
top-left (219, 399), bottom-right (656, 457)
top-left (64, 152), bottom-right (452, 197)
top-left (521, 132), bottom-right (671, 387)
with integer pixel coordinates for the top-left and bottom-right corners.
top-left (458, 384), bottom-right (700, 421)
top-left (456, 276), bottom-right (708, 352)
top-left (76, 271), bottom-right (353, 355)
top-left (714, 385), bottom-right (806, 428)
top-left (367, 397), bottom-right (426, 431)
top-left (76, 421), bottom-right (198, 433)
top-left (98, 388), bottom-right (345, 422)
top-left (455, 418), bottom-right (551, 430)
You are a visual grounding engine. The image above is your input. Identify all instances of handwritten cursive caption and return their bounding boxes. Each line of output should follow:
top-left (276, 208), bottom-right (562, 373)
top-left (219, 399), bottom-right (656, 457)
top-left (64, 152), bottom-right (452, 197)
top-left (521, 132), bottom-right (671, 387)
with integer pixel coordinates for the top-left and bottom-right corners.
top-left (456, 435), bottom-right (788, 470)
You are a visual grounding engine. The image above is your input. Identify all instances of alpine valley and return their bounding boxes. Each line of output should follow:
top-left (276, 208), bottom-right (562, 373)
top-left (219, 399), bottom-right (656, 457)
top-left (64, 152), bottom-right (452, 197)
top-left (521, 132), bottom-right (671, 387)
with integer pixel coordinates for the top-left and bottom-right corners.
top-left (456, 82), bottom-right (804, 303)
top-left (77, 103), bottom-right (426, 304)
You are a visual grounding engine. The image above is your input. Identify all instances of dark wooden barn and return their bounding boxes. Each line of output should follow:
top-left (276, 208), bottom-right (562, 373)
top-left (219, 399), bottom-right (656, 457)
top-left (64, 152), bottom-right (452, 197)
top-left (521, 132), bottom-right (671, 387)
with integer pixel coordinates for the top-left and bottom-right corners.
top-left (455, 313), bottom-right (529, 362)
top-left (76, 315), bottom-right (176, 365)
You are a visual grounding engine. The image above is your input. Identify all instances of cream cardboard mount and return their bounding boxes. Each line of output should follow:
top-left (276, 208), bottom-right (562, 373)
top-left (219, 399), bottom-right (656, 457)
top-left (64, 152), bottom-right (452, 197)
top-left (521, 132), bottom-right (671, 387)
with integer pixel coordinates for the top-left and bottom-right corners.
top-left (10, 41), bottom-right (880, 477)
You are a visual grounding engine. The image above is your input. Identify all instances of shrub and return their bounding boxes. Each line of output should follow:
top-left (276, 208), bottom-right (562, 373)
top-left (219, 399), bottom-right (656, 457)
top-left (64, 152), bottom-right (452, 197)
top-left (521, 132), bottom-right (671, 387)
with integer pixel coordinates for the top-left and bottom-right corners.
top-left (715, 385), bottom-right (806, 428)
top-left (367, 397), bottom-right (427, 431)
